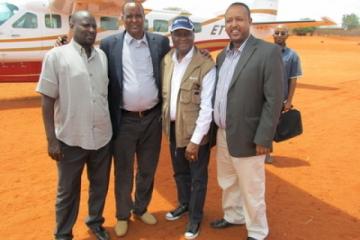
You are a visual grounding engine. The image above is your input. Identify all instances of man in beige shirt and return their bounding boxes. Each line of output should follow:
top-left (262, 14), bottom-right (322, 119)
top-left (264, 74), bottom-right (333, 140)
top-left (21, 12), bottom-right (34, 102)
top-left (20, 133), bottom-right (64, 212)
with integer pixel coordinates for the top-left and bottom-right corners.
top-left (36, 11), bottom-right (112, 240)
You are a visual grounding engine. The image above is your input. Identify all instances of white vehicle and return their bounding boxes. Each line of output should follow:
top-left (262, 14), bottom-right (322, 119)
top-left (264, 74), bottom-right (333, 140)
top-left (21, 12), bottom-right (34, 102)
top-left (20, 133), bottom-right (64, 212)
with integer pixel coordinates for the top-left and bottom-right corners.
top-left (0, 0), bottom-right (334, 82)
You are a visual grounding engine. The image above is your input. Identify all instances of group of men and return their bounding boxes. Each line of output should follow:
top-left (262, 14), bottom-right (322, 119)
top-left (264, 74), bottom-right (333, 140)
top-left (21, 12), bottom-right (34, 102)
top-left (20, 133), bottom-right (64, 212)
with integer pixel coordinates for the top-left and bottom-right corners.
top-left (36, 1), bottom-right (301, 240)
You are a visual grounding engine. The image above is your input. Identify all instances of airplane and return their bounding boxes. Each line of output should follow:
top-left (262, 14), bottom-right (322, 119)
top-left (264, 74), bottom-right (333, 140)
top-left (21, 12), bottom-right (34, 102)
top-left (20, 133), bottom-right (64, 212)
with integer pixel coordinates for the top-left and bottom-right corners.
top-left (0, 0), bottom-right (335, 82)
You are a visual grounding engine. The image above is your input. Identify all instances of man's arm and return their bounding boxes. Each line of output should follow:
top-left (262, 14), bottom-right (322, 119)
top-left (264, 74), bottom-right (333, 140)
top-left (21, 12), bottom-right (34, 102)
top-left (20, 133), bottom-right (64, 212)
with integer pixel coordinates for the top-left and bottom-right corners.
top-left (284, 51), bottom-right (302, 111)
top-left (185, 67), bottom-right (216, 161)
top-left (254, 45), bottom-right (284, 154)
top-left (41, 94), bottom-right (62, 161)
top-left (284, 77), bottom-right (297, 111)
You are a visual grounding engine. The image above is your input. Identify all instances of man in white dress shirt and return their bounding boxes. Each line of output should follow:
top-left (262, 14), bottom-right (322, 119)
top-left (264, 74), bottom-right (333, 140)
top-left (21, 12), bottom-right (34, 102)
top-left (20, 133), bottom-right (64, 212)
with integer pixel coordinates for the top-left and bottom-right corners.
top-left (161, 16), bottom-right (216, 240)
top-left (100, 2), bottom-right (171, 237)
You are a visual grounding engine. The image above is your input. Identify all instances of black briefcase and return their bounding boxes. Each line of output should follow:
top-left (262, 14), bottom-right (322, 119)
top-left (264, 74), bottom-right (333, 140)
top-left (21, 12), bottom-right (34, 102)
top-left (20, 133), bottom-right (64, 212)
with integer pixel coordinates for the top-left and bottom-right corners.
top-left (273, 108), bottom-right (303, 142)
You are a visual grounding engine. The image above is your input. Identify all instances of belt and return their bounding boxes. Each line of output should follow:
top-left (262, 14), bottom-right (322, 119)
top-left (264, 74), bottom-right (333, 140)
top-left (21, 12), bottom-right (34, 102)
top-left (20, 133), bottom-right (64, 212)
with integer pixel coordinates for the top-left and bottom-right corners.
top-left (122, 104), bottom-right (159, 118)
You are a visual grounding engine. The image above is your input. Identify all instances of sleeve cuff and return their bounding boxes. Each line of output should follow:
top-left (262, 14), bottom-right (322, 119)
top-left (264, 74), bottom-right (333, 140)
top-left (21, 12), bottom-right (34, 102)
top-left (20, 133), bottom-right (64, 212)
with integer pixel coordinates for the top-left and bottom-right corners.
top-left (36, 78), bottom-right (58, 98)
top-left (190, 131), bottom-right (203, 145)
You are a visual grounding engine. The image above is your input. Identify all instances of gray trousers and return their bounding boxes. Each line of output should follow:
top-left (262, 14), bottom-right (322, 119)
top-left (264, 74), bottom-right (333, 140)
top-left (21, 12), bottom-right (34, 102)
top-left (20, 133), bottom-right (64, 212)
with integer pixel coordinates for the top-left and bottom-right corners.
top-left (113, 107), bottom-right (162, 220)
top-left (54, 141), bottom-right (111, 239)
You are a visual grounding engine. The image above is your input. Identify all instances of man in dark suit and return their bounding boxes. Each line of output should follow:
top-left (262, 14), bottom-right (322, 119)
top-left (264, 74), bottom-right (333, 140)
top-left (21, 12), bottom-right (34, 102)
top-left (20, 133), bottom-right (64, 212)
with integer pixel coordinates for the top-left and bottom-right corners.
top-left (100, 1), bottom-right (170, 237)
top-left (209, 3), bottom-right (284, 240)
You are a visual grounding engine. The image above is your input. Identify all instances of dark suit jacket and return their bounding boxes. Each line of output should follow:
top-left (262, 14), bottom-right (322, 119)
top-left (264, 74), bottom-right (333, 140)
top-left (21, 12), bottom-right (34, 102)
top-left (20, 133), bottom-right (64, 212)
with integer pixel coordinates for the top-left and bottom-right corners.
top-left (100, 31), bottom-right (170, 137)
top-left (215, 35), bottom-right (284, 157)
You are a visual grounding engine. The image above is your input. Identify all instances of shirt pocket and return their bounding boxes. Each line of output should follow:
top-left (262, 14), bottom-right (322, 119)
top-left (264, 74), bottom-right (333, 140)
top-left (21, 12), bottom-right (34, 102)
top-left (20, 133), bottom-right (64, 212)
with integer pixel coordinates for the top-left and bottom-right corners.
top-left (179, 80), bottom-right (201, 105)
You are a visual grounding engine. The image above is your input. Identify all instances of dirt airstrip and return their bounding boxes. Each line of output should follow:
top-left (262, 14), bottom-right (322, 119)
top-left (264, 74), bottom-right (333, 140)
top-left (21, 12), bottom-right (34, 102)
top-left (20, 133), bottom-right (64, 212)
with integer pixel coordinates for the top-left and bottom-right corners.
top-left (0, 36), bottom-right (360, 240)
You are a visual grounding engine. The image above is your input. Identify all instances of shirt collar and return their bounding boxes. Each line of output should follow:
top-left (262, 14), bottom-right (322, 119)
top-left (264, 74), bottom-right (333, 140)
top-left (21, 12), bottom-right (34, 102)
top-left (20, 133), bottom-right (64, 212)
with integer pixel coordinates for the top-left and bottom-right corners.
top-left (172, 46), bottom-right (194, 64)
top-left (125, 31), bottom-right (148, 46)
top-left (281, 45), bottom-right (288, 53)
top-left (226, 34), bottom-right (251, 55)
top-left (70, 39), bottom-right (96, 59)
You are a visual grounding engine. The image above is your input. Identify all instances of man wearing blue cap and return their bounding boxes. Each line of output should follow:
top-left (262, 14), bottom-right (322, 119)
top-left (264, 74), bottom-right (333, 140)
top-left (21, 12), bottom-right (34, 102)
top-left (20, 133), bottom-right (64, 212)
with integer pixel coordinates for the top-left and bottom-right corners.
top-left (161, 16), bottom-right (216, 240)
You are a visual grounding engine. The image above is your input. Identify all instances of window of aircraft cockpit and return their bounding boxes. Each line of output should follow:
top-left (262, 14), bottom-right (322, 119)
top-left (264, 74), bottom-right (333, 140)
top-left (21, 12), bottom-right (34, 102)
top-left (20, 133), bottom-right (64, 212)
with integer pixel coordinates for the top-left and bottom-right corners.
top-left (193, 22), bottom-right (202, 33)
top-left (154, 19), bottom-right (168, 32)
top-left (45, 14), bottom-right (61, 28)
top-left (12, 12), bottom-right (37, 28)
top-left (0, 2), bottom-right (19, 26)
top-left (100, 16), bottom-right (119, 30)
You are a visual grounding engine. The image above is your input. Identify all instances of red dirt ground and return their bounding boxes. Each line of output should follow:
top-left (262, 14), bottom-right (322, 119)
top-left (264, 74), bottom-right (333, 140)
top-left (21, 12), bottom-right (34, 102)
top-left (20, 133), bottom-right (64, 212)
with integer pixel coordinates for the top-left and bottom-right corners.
top-left (0, 36), bottom-right (360, 240)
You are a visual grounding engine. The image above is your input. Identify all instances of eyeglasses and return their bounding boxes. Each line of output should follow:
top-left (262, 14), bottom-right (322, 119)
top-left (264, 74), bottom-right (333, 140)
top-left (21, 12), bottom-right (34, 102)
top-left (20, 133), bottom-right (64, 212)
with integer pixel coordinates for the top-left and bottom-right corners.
top-left (274, 31), bottom-right (287, 36)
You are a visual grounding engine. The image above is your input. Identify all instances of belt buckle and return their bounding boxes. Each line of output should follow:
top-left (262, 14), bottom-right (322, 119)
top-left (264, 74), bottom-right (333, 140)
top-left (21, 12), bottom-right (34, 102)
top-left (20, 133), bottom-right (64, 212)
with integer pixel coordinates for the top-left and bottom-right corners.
top-left (138, 111), bottom-right (144, 118)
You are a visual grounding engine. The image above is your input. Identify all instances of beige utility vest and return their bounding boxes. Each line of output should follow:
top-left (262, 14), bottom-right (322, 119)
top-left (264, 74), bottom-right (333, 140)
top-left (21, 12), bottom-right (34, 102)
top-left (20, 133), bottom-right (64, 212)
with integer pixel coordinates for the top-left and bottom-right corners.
top-left (162, 48), bottom-right (214, 147)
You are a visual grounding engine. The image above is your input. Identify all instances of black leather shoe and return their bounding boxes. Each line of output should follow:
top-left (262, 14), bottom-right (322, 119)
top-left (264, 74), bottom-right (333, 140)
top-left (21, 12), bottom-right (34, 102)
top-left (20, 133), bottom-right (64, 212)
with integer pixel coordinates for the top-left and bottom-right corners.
top-left (210, 218), bottom-right (235, 229)
top-left (55, 235), bottom-right (72, 240)
top-left (247, 237), bottom-right (258, 240)
top-left (184, 222), bottom-right (200, 240)
top-left (165, 204), bottom-right (188, 221)
top-left (91, 226), bottom-right (110, 240)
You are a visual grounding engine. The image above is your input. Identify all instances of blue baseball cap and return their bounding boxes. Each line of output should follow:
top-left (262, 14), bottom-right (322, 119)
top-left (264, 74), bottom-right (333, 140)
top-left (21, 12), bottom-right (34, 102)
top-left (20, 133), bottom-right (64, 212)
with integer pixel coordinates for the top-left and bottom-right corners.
top-left (170, 16), bottom-right (194, 32)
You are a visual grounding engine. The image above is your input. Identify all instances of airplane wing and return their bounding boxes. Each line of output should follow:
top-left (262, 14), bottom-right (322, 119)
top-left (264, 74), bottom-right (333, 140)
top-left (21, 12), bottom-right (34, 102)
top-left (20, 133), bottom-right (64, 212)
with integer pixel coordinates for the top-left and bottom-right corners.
top-left (49, 0), bottom-right (145, 16)
top-left (253, 17), bottom-right (336, 28)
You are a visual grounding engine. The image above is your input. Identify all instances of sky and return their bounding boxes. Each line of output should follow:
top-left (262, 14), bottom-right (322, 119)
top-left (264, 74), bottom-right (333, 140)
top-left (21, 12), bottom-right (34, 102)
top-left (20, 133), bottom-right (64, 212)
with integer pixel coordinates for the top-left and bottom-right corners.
top-left (143, 0), bottom-right (360, 26)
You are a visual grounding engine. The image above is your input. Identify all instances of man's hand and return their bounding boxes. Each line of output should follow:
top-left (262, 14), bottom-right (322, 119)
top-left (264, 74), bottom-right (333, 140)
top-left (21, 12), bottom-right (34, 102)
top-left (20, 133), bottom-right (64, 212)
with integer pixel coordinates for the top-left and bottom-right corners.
top-left (256, 144), bottom-right (271, 156)
top-left (198, 48), bottom-right (213, 60)
top-left (48, 139), bottom-right (63, 161)
top-left (55, 35), bottom-right (68, 47)
top-left (283, 100), bottom-right (293, 112)
top-left (185, 142), bottom-right (200, 161)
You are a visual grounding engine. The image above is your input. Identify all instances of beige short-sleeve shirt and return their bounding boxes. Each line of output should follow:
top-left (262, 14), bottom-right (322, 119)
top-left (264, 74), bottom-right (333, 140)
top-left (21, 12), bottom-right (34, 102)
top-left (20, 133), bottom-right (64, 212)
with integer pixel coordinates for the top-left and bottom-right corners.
top-left (36, 40), bottom-right (112, 150)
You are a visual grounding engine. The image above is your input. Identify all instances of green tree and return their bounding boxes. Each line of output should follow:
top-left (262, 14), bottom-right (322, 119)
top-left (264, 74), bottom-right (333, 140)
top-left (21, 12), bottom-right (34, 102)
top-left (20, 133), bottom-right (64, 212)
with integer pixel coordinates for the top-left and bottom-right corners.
top-left (292, 18), bottom-right (317, 36)
top-left (342, 13), bottom-right (359, 30)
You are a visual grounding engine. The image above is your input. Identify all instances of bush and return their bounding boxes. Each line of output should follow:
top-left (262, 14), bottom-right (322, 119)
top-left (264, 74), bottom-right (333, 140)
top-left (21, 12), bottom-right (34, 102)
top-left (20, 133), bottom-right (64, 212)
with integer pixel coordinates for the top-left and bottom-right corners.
top-left (292, 26), bottom-right (317, 36)
top-left (342, 14), bottom-right (360, 30)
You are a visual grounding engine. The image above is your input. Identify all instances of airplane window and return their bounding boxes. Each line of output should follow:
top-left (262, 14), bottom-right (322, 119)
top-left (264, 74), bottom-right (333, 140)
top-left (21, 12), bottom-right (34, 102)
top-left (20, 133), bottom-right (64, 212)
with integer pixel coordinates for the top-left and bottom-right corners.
top-left (193, 22), bottom-right (202, 33)
top-left (100, 16), bottom-right (119, 30)
top-left (144, 19), bottom-right (149, 31)
top-left (0, 2), bottom-right (18, 26)
top-left (12, 12), bottom-right (38, 28)
top-left (45, 14), bottom-right (61, 28)
top-left (153, 20), bottom-right (168, 32)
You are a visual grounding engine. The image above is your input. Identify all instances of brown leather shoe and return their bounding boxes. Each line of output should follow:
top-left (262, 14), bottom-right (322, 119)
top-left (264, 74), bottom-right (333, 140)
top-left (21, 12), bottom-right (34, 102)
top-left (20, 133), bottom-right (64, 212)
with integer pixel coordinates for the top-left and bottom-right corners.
top-left (114, 220), bottom-right (128, 237)
top-left (136, 211), bottom-right (157, 225)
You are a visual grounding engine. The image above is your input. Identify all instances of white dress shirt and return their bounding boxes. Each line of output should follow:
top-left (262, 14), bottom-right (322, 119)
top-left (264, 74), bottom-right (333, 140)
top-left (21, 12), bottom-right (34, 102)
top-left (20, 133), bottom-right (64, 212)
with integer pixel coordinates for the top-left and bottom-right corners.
top-left (170, 47), bottom-right (216, 144)
top-left (214, 36), bottom-right (250, 129)
top-left (122, 32), bottom-right (159, 111)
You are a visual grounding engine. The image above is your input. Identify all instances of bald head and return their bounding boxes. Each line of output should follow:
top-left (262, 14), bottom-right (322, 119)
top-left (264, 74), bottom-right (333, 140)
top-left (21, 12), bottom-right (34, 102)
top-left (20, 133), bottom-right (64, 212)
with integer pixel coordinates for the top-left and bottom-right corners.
top-left (70, 11), bottom-right (94, 26)
top-left (274, 25), bottom-right (289, 33)
top-left (273, 24), bottom-right (289, 47)
top-left (70, 10), bottom-right (97, 49)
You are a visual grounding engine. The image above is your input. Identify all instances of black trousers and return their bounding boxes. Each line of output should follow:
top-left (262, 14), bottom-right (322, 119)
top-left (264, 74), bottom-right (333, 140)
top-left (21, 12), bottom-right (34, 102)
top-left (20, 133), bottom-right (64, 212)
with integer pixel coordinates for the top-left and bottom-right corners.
top-left (113, 107), bottom-right (162, 220)
top-left (169, 122), bottom-right (210, 224)
top-left (54, 141), bottom-right (111, 239)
